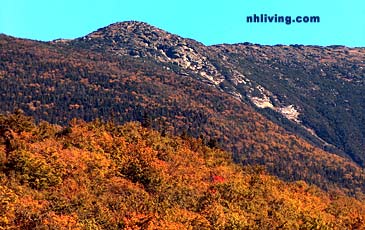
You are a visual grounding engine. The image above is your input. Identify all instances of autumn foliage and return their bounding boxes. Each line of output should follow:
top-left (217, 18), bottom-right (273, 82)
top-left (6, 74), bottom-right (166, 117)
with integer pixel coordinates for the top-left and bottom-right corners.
top-left (2, 35), bottom-right (365, 196)
top-left (0, 113), bottom-right (364, 229)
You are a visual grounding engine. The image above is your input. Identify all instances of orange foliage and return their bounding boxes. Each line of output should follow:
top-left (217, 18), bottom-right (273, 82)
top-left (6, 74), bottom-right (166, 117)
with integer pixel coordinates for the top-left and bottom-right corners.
top-left (0, 115), bottom-right (365, 229)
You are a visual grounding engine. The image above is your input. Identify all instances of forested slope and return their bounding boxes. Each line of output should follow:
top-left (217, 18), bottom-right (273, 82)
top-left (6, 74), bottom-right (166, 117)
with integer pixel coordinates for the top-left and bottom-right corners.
top-left (1, 113), bottom-right (365, 229)
top-left (1, 35), bottom-right (365, 196)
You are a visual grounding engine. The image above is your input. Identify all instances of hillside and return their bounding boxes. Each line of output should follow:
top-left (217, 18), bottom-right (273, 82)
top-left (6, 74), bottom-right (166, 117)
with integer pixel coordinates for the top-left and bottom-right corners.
top-left (1, 22), bottom-right (365, 196)
top-left (1, 113), bottom-right (365, 229)
top-left (212, 43), bottom-right (365, 165)
top-left (69, 21), bottom-right (365, 165)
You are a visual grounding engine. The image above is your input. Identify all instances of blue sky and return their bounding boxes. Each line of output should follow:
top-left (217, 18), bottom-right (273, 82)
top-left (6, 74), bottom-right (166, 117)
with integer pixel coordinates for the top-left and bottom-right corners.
top-left (0, 0), bottom-right (364, 47)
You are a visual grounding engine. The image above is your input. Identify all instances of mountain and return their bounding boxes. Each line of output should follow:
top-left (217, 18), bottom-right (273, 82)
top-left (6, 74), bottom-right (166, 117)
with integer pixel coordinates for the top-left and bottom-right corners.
top-left (71, 21), bottom-right (365, 165)
top-left (1, 113), bottom-right (365, 229)
top-left (1, 21), bottom-right (365, 196)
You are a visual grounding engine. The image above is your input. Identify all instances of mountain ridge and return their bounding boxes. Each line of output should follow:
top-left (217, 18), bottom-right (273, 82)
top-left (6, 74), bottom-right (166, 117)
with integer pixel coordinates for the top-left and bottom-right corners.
top-left (66, 21), bottom-right (365, 165)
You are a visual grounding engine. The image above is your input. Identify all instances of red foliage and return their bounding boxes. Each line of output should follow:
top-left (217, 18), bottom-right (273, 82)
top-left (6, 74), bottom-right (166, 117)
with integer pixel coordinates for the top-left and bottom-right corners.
top-left (211, 175), bottom-right (225, 184)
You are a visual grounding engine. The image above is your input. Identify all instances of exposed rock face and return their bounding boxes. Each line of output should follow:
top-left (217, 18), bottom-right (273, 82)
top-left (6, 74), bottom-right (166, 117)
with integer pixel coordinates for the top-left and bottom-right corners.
top-left (278, 105), bottom-right (300, 122)
top-left (78, 21), bottom-right (225, 86)
top-left (250, 96), bottom-right (274, 109)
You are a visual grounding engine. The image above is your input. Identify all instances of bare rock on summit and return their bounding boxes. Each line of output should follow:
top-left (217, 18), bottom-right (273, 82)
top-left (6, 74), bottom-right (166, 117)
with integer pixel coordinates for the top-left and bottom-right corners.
top-left (74, 21), bottom-right (226, 85)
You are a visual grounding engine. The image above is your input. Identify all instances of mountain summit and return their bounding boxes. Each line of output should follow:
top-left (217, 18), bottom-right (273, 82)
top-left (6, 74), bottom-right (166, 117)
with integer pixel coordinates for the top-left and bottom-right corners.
top-left (72, 21), bottom-right (229, 88)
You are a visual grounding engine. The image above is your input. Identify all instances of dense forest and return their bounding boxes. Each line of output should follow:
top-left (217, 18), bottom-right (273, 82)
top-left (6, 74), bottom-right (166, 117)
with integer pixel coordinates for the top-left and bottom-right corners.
top-left (1, 113), bottom-right (365, 229)
top-left (1, 34), bottom-right (365, 197)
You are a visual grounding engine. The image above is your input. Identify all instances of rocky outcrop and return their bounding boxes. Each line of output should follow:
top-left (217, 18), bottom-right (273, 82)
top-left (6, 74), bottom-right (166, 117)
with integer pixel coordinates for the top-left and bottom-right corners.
top-left (76, 21), bottom-right (225, 86)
